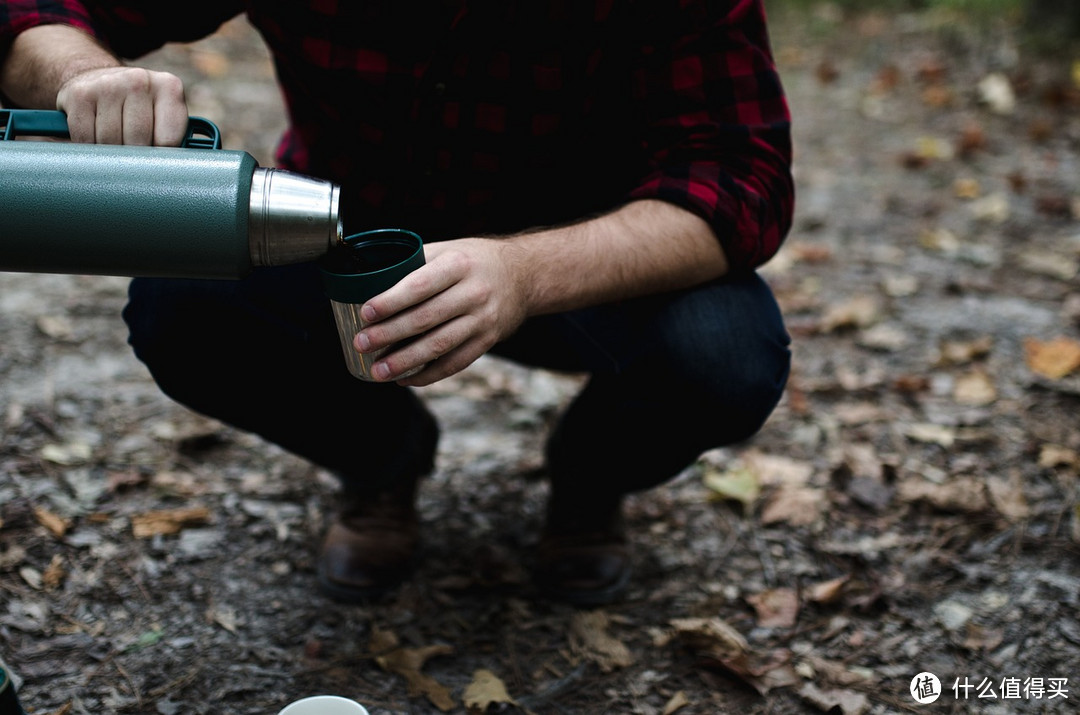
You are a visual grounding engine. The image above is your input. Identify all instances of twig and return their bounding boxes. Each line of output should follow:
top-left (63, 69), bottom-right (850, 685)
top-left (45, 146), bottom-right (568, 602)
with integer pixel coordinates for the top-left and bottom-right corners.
top-left (113, 659), bottom-right (144, 711)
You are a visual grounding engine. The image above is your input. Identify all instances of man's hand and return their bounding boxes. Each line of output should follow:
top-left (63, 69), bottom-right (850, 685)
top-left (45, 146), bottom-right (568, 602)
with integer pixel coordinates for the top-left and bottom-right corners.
top-left (0, 24), bottom-right (189, 146)
top-left (354, 238), bottom-right (531, 386)
top-left (352, 200), bottom-right (728, 387)
top-left (57, 66), bottom-right (189, 146)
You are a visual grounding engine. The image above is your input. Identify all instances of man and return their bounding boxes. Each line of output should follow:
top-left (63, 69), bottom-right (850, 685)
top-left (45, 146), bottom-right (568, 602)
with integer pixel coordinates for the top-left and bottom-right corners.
top-left (0, 0), bottom-right (794, 606)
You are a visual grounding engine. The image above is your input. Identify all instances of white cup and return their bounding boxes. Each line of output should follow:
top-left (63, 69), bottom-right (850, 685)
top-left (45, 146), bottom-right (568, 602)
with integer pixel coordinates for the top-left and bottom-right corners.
top-left (277, 695), bottom-right (370, 715)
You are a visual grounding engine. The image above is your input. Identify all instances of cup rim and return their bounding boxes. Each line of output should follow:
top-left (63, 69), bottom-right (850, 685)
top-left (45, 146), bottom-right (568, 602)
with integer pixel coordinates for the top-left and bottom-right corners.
top-left (277, 695), bottom-right (370, 714)
top-left (319, 228), bottom-right (423, 279)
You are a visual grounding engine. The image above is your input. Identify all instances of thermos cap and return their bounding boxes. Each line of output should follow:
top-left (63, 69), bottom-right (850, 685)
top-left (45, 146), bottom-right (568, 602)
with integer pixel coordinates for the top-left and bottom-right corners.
top-left (320, 229), bottom-right (425, 304)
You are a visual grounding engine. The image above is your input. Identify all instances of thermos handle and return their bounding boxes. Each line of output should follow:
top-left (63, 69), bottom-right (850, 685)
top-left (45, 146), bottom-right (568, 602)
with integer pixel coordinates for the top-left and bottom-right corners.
top-left (0, 108), bottom-right (222, 149)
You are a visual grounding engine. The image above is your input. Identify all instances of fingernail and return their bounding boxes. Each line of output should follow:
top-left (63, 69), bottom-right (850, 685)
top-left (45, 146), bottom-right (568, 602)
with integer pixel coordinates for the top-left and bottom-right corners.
top-left (356, 332), bottom-right (371, 352)
top-left (361, 304), bottom-right (378, 322)
top-left (373, 362), bottom-right (392, 381)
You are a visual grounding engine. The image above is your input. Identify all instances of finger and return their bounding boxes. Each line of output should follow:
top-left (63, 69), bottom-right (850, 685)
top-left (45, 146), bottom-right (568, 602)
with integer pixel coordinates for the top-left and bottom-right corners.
top-left (395, 335), bottom-right (491, 387)
top-left (93, 98), bottom-right (124, 145)
top-left (150, 73), bottom-right (189, 146)
top-left (56, 88), bottom-right (98, 143)
top-left (372, 317), bottom-right (483, 383)
top-left (121, 92), bottom-right (154, 145)
top-left (362, 258), bottom-right (460, 323)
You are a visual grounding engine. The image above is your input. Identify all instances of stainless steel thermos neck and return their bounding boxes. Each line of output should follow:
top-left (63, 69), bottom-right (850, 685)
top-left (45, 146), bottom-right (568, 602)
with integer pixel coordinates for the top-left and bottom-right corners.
top-left (0, 110), bottom-right (341, 279)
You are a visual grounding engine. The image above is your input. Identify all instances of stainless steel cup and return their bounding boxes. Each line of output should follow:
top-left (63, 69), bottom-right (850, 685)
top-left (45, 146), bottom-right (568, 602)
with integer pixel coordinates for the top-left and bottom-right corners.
top-left (320, 229), bottom-right (426, 380)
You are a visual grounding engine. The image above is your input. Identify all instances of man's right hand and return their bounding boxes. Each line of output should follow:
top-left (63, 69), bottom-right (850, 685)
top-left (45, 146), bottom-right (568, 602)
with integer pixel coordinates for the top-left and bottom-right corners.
top-left (0, 24), bottom-right (189, 146)
top-left (56, 66), bottom-right (189, 146)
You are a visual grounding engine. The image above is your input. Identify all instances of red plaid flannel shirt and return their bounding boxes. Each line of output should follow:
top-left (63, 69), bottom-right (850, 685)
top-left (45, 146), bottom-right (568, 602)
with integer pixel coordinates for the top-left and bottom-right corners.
top-left (1, 0), bottom-right (794, 273)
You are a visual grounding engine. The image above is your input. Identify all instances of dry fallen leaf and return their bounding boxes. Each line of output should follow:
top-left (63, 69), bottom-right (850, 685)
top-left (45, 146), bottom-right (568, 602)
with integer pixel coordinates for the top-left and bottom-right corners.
top-left (820, 295), bottom-right (882, 333)
top-left (799, 682), bottom-right (870, 715)
top-left (807, 575), bottom-right (851, 605)
top-left (36, 314), bottom-right (76, 341)
top-left (986, 474), bottom-right (1030, 521)
top-left (1019, 250), bottom-right (1079, 281)
top-left (897, 475), bottom-right (989, 513)
top-left (130, 506), bottom-right (212, 538)
top-left (40, 441), bottom-right (93, 466)
top-left (569, 610), bottom-right (633, 672)
top-left (746, 587), bottom-right (800, 629)
top-left (1039, 444), bottom-right (1079, 469)
top-left (376, 644), bottom-right (455, 712)
top-left (978, 72), bottom-right (1016, 115)
top-left (937, 336), bottom-right (994, 366)
top-left (34, 506), bottom-right (72, 539)
top-left (670, 617), bottom-right (800, 694)
top-left (463, 669), bottom-right (517, 713)
top-left (760, 486), bottom-right (827, 527)
top-left (703, 465), bottom-right (760, 508)
top-left (743, 451), bottom-right (815, 487)
top-left (42, 554), bottom-right (65, 591)
top-left (904, 423), bottom-right (956, 448)
top-left (662, 691), bottom-right (691, 715)
top-left (369, 626), bottom-right (400, 654)
top-left (953, 369), bottom-right (997, 406)
top-left (1024, 336), bottom-right (1080, 380)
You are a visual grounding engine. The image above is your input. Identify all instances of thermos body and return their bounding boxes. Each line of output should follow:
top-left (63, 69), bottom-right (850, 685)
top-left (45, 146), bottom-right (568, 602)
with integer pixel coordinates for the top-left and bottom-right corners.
top-left (0, 110), bottom-right (341, 279)
top-left (0, 141), bottom-right (258, 278)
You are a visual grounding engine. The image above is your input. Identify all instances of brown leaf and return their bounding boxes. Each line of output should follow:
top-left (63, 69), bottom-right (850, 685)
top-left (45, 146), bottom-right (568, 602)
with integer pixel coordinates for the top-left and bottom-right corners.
top-left (42, 554), bottom-right (65, 591)
top-left (807, 575), bottom-right (851, 605)
top-left (904, 423), bottom-right (956, 448)
top-left (760, 486), bottom-right (827, 527)
top-left (1024, 336), bottom-right (1080, 379)
top-left (937, 336), bottom-right (994, 366)
top-left (130, 506), bottom-right (211, 538)
top-left (956, 121), bottom-right (987, 157)
top-left (668, 618), bottom-right (797, 694)
top-left (569, 611), bottom-right (633, 672)
top-left (369, 626), bottom-right (400, 654)
top-left (662, 691), bottom-right (691, 715)
top-left (962, 623), bottom-right (1004, 652)
top-left (953, 369), bottom-right (997, 406)
top-left (798, 683), bottom-right (870, 715)
top-left (803, 655), bottom-right (874, 687)
top-left (986, 474), bottom-right (1030, 521)
top-left (463, 669), bottom-right (517, 713)
top-left (744, 451), bottom-right (815, 487)
top-left (34, 506), bottom-right (72, 538)
top-left (819, 295), bottom-right (882, 333)
top-left (669, 617), bottom-right (748, 660)
top-left (1039, 444), bottom-right (1078, 469)
top-left (376, 644), bottom-right (456, 712)
top-left (1019, 250), bottom-right (1079, 280)
top-left (746, 587), bottom-right (800, 628)
top-left (897, 476), bottom-right (988, 513)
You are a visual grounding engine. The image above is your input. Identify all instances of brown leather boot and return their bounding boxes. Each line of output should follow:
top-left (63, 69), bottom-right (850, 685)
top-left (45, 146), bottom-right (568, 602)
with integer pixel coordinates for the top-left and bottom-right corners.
top-left (534, 494), bottom-right (630, 606)
top-left (317, 475), bottom-right (420, 602)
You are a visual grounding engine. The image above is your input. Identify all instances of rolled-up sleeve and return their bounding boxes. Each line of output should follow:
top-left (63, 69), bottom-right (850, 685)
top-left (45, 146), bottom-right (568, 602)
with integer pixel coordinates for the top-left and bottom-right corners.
top-left (626, 0), bottom-right (794, 274)
top-left (0, 0), bottom-right (243, 65)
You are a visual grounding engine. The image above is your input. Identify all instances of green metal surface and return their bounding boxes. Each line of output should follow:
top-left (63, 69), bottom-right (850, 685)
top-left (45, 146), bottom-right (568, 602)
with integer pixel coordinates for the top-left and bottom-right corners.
top-left (0, 140), bottom-right (257, 278)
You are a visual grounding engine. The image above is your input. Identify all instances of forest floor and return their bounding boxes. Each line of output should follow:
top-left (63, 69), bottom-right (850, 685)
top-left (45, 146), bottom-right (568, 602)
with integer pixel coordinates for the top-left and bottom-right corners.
top-left (2, 4), bottom-right (1080, 714)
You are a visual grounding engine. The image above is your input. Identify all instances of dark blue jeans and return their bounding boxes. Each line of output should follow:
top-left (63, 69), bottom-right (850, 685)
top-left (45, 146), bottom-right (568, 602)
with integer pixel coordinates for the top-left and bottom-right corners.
top-left (123, 263), bottom-right (790, 499)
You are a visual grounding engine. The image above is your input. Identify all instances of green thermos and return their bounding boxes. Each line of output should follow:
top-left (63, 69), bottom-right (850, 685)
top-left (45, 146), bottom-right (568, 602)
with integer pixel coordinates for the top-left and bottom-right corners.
top-left (0, 109), bottom-right (341, 279)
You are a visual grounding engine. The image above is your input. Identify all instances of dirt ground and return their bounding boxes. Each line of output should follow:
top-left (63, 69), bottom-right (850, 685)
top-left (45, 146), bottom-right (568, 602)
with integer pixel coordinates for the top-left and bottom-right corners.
top-left (3, 4), bottom-right (1080, 714)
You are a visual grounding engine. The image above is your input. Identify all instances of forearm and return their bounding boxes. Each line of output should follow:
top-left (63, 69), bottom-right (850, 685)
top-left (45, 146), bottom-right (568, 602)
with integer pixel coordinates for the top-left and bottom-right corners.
top-left (0, 24), bottom-right (120, 108)
top-left (510, 199), bottom-right (730, 317)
